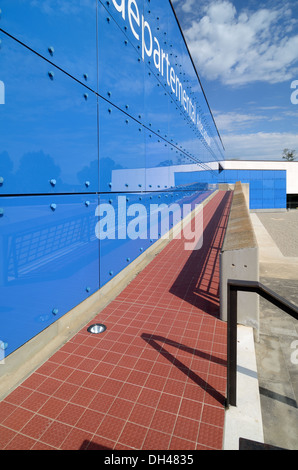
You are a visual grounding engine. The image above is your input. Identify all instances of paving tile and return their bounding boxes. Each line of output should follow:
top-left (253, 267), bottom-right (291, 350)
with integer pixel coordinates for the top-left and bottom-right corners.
top-left (179, 398), bottom-right (203, 420)
top-left (70, 387), bottom-right (98, 408)
top-left (75, 409), bottom-right (105, 434)
top-left (21, 414), bottom-right (53, 440)
top-left (117, 383), bottom-right (142, 402)
top-left (50, 365), bottom-right (74, 381)
top-left (0, 401), bottom-right (18, 422)
top-left (86, 437), bottom-right (115, 450)
top-left (95, 415), bottom-right (126, 442)
top-left (169, 436), bottom-right (197, 450)
top-left (197, 422), bottom-right (223, 449)
top-left (37, 377), bottom-right (63, 396)
top-left (173, 415), bottom-right (200, 443)
top-left (21, 373), bottom-right (47, 390)
top-left (65, 369), bottom-right (90, 386)
top-left (108, 398), bottom-right (134, 420)
top-left (60, 428), bottom-right (94, 450)
top-left (0, 425), bottom-right (17, 449)
top-left (38, 397), bottom-right (67, 420)
top-left (53, 382), bottom-right (79, 402)
top-left (3, 386), bottom-right (31, 407)
top-left (21, 391), bottom-right (50, 413)
top-left (39, 421), bottom-right (73, 449)
top-left (5, 433), bottom-right (37, 450)
top-left (88, 391), bottom-right (115, 413)
top-left (128, 403), bottom-right (155, 427)
top-left (150, 409), bottom-right (177, 435)
top-left (118, 422), bottom-right (148, 449)
top-left (2, 407), bottom-right (34, 432)
top-left (56, 403), bottom-right (86, 426)
top-left (157, 393), bottom-right (181, 415)
top-left (142, 429), bottom-right (172, 450)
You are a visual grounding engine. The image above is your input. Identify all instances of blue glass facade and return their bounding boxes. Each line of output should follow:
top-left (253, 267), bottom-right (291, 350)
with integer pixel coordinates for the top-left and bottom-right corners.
top-left (175, 169), bottom-right (287, 210)
top-left (0, 1), bottom-right (224, 356)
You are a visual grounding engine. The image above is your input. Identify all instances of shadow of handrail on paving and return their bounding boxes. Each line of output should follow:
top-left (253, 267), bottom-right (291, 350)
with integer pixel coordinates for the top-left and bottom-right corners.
top-left (169, 192), bottom-right (233, 317)
top-left (79, 440), bottom-right (112, 450)
top-left (141, 333), bottom-right (226, 406)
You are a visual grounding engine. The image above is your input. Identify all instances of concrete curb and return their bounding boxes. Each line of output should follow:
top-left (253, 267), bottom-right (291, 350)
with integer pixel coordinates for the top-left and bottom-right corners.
top-left (223, 325), bottom-right (264, 450)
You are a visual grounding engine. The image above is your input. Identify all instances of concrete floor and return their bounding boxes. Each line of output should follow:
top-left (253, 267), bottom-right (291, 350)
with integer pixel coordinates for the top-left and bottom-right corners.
top-left (251, 211), bottom-right (298, 450)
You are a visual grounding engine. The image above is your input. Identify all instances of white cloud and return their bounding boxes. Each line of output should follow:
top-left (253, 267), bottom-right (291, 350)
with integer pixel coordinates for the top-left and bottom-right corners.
top-left (222, 131), bottom-right (298, 159)
top-left (176, 0), bottom-right (298, 86)
top-left (213, 111), bottom-right (267, 132)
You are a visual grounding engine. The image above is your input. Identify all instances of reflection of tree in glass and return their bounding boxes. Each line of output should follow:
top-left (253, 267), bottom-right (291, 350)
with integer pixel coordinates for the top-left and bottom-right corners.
top-left (16, 151), bottom-right (61, 192)
top-left (78, 157), bottom-right (125, 190)
top-left (157, 160), bottom-right (173, 167)
top-left (0, 152), bottom-right (14, 184)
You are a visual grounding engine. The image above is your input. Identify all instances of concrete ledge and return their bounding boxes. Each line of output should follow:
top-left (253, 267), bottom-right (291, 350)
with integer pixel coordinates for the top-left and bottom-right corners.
top-left (0, 190), bottom-right (218, 401)
top-left (223, 325), bottom-right (264, 450)
top-left (219, 182), bottom-right (250, 210)
top-left (220, 182), bottom-right (259, 329)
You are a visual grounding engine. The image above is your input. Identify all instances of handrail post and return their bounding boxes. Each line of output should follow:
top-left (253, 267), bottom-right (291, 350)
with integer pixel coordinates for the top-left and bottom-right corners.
top-left (227, 283), bottom-right (237, 407)
top-left (226, 279), bottom-right (298, 408)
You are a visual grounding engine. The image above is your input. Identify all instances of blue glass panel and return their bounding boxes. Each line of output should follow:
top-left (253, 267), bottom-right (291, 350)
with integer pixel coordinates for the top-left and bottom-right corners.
top-left (263, 179), bottom-right (274, 189)
top-left (0, 0), bottom-right (97, 91)
top-left (274, 198), bottom-right (286, 209)
top-left (144, 65), bottom-right (169, 140)
top-left (99, 101), bottom-right (146, 192)
top-left (0, 195), bottom-right (99, 357)
top-left (98, 1), bottom-right (145, 121)
top-left (274, 189), bottom-right (286, 200)
top-left (252, 189), bottom-right (263, 200)
top-left (262, 170), bottom-right (276, 179)
top-left (250, 200), bottom-right (263, 209)
top-left (250, 180), bottom-right (259, 190)
top-left (0, 33), bottom-right (98, 195)
top-left (262, 199), bottom-right (273, 208)
top-left (253, 170), bottom-right (263, 180)
top-left (263, 189), bottom-right (275, 201)
top-left (274, 178), bottom-right (287, 189)
top-left (225, 170), bottom-right (238, 182)
top-left (238, 170), bottom-right (250, 180)
top-left (253, 180), bottom-right (263, 190)
top-left (145, 130), bottom-right (171, 190)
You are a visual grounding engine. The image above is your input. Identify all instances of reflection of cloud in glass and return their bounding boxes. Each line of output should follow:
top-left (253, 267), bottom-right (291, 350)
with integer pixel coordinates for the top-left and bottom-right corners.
top-left (29, 0), bottom-right (94, 16)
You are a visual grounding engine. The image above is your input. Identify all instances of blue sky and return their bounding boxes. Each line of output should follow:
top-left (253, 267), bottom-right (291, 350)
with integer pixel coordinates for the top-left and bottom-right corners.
top-left (172, 0), bottom-right (298, 161)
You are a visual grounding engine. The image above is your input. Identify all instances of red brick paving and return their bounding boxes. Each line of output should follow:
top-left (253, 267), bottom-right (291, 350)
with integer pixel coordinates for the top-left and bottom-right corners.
top-left (0, 191), bottom-right (232, 450)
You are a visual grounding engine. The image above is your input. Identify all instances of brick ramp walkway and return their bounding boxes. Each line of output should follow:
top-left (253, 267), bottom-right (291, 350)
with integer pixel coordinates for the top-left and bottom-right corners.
top-left (0, 191), bottom-right (232, 450)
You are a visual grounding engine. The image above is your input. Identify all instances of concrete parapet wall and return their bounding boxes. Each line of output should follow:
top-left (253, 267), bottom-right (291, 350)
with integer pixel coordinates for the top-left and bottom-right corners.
top-left (220, 182), bottom-right (259, 329)
top-left (218, 183), bottom-right (250, 210)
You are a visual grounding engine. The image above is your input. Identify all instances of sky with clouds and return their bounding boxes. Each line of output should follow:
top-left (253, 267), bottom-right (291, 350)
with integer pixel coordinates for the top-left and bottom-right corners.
top-left (172, 0), bottom-right (298, 161)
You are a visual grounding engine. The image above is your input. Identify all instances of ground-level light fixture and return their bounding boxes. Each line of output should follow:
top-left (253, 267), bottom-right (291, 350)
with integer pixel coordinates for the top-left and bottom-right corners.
top-left (87, 324), bottom-right (107, 334)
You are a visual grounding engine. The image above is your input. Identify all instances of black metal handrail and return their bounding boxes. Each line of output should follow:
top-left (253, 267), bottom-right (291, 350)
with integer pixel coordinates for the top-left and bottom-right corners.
top-left (226, 279), bottom-right (298, 408)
